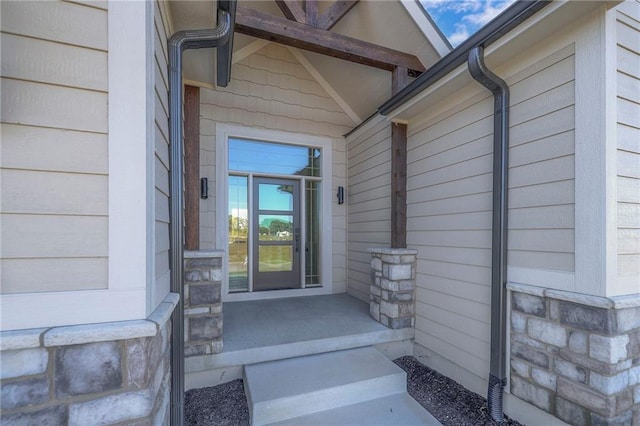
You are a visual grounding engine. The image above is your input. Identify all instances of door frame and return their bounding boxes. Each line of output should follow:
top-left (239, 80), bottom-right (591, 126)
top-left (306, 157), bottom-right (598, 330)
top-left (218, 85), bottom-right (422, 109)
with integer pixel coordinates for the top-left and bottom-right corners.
top-left (216, 123), bottom-right (334, 302)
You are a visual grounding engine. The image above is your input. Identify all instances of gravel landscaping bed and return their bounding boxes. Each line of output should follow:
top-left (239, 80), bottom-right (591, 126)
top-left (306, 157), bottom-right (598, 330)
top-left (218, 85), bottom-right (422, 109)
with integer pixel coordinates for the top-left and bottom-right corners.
top-left (185, 356), bottom-right (524, 426)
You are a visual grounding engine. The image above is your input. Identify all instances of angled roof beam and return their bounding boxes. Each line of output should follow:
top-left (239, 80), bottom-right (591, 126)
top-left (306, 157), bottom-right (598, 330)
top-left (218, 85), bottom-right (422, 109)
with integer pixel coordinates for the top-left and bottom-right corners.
top-left (235, 6), bottom-right (426, 76)
top-left (275, 0), bottom-right (306, 23)
top-left (318, 0), bottom-right (359, 30)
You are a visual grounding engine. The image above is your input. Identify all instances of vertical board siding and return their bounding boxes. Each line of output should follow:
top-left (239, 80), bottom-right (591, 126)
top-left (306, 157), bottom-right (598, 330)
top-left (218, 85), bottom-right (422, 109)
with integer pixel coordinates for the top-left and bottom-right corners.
top-left (616, 5), bottom-right (640, 282)
top-left (0, 0), bottom-right (108, 294)
top-left (153, 0), bottom-right (171, 306)
top-left (199, 43), bottom-right (355, 291)
top-left (346, 118), bottom-right (392, 302)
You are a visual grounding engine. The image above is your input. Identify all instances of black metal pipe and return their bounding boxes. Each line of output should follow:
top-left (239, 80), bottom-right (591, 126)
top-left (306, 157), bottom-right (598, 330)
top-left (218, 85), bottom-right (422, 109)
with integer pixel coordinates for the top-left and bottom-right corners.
top-left (468, 45), bottom-right (509, 423)
top-left (378, 0), bottom-right (549, 116)
top-left (168, 9), bottom-right (233, 426)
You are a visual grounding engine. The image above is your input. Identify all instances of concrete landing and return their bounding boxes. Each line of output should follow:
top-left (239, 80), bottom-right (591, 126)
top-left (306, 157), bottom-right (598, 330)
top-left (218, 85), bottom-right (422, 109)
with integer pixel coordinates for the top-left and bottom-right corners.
top-left (244, 346), bottom-right (441, 426)
top-left (185, 294), bottom-right (414, 389)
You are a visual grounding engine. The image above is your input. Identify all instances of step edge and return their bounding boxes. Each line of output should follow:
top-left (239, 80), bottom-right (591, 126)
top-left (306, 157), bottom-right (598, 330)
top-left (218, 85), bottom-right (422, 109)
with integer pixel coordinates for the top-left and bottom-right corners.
top-left (265, 392), bottom-right (442, 426)
top-left (245, 347), bottom-right (406, 403)
top-left (250, 375), bottom-right (407, 426)
top-left (187, 328), bottom-right (414, 372)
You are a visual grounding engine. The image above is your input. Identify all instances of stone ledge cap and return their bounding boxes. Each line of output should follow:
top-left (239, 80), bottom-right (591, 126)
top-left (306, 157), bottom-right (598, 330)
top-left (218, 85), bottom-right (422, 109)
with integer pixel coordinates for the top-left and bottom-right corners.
top-left (148, 292), bottom-right (180, 328)
top-left (0, 327), bottom-right (48, 351)
top-left (44, 320), bottom-right (157, 347)
top-left (185, 250), bottom-right (225, 259)
top-left (507, 282), bottom-right (640, 309)
top-left (368, 248), bottom-right (418, 255)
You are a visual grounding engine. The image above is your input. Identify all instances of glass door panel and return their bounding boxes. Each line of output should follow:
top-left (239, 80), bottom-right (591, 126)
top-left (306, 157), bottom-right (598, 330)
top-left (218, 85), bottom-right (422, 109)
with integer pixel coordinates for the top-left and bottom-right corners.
top-left (228, 175), bottom-right (248, 292)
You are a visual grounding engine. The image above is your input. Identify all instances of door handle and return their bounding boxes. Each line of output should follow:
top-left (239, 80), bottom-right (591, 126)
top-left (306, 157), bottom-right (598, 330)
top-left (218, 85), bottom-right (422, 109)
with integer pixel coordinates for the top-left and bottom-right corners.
top-left (294, 228), bottom-right (300, 253)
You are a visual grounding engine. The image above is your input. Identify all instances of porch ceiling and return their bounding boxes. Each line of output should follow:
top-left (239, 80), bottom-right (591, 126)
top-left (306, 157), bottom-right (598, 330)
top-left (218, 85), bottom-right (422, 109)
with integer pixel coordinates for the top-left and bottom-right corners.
top-left (168, 0), bottom-right (447, 123)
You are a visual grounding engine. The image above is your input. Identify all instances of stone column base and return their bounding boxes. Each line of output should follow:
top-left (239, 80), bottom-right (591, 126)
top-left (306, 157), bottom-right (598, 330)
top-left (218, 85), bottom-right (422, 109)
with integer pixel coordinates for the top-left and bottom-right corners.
top-left (369, 248), bottom-right (417, 329)
top-left (184, 250), bottom-right (224, 356)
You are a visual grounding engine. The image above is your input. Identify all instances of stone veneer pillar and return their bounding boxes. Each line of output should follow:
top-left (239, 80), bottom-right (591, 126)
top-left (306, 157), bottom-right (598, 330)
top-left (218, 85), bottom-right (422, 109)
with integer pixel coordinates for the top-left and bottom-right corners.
top-left (184, 250), bottom-right (224, 357)
top-left (369, 248), bottom-right (417, 329)
top-left (508, 283), bottom-right (640, 425)
top-left (0, 294), bottom-right (178, 425)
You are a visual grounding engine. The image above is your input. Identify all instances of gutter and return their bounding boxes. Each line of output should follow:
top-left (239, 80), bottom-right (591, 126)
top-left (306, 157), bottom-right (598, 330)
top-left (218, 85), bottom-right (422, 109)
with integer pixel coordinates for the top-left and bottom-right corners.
top-left (168, 4), bottom-right (235, 424)
top-left (378, 0), bottom-right (550, 116)
top-left (468, 45), bottom-right (510, 423)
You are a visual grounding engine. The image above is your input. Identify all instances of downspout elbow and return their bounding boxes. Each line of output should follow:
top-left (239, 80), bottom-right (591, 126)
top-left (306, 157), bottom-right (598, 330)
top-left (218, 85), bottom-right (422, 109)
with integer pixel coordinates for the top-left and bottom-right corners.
top-left (169, 9), bottom-right (232, 52)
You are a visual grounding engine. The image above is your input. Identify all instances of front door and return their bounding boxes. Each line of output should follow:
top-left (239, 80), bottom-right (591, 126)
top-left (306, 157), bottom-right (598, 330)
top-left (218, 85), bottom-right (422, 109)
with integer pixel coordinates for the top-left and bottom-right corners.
top-left (252, 177), bottom-right (301, 291)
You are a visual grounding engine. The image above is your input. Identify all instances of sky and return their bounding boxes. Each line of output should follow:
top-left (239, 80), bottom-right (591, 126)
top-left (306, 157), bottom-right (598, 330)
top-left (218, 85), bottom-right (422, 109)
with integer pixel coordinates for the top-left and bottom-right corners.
top-left (420, 0), bottom-right (517, 47)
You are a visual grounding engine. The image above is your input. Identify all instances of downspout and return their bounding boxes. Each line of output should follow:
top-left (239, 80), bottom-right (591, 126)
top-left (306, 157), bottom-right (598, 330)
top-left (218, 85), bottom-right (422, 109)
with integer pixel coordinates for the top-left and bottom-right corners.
top-left (168, 9), bottom-right (233, 425)
top-left (467, 46), bottom-right (509, 423)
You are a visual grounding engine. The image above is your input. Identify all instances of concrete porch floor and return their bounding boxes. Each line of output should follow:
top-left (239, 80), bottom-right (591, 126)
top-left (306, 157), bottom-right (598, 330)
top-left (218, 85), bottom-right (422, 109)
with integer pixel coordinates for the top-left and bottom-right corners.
top-left (185, 293), bottom-right (414, 390)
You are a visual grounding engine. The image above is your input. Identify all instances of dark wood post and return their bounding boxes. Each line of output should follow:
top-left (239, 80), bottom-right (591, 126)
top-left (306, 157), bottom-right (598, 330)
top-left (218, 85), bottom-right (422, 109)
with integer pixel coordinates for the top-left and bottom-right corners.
top-left (391, 67), bottom-right (408, 248)
top-left (391, 121), bottom-right (407, 248)
top-left (184, 85), bottom-right (200, 251)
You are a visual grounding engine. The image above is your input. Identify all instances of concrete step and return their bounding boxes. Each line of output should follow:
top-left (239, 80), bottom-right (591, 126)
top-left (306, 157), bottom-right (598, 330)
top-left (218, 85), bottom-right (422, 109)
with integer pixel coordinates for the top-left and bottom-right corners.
top-left (271, 392), bottom-right (441, 425)
top-left (244, 346), bottom-right (436, 426)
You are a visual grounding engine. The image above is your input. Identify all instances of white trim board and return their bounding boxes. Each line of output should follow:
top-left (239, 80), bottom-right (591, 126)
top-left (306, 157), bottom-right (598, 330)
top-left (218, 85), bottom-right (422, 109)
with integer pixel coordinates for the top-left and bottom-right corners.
top-left (215, 123), bottom-right (334, 302)
top-left (1, 289), bottom-right (147, 330)
top-left (400, 0), bottom-right (452, 57)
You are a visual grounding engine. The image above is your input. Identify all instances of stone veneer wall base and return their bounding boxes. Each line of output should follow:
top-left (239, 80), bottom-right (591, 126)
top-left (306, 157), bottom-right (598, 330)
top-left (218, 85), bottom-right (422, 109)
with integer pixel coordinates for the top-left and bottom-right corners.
top-left (0, 293), bottom-right (178, 425)
top-left (508, 283), bottom-right (640, 426)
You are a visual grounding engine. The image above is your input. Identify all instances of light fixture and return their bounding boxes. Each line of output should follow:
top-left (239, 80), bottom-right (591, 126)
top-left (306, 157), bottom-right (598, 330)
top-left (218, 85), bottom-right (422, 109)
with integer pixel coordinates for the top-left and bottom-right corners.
top-left (337, 186), bottom-right (344, 205)
top-left (200, 177), bottom-right (208, 199)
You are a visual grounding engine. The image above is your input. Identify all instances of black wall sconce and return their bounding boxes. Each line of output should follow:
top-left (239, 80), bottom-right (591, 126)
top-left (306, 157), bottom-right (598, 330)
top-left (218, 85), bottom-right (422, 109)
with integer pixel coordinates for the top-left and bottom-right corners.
top-left (200, 177), bottom-right (208, 199)
top-left (337, 186), bottom-right (344, 205)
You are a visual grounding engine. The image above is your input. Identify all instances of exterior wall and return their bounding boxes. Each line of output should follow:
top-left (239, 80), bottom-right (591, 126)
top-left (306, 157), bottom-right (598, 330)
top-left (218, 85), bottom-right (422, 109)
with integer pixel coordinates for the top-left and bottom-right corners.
top-left (1, 0), bottom-right (167, 329)
top-left (0, 296), bottom-right (176, 425)
top-left (1, 0), bottom-right (109, 294)
top-left (407, 43), bottom-right (576, 389)
top-left (615, 1), bottom-right (640, 293)
top-left (198, 43), bottom-right (355, 294)
top-left (346, 4), bottom-right (634, 422)
top-left (152, 0), bottom-right (172, 311)
top-left (346, 116), bottom-right (392, 302)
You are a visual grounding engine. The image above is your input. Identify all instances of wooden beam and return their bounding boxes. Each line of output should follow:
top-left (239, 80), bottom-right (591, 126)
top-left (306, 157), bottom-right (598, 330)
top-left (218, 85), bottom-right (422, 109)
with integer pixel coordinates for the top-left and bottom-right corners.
top-left (275, 0), bottom-right (306, 23)
top-left (184, 85), bottom-right (200, 251)
top-left (318, 0), bottom-right (359, 30)
top-left (235, 6), bottom-right (425, 76)
top-left (392, 66), bottom-right (409, 96)
top-left (305, 0), bottom-right (319, 27)
top-left (391, 121), bottom-right (407, 249)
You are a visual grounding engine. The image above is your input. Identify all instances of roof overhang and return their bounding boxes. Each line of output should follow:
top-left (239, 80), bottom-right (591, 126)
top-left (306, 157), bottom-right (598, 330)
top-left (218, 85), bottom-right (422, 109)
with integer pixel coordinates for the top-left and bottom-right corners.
top-left (378, 0), bottom-right (619, 122)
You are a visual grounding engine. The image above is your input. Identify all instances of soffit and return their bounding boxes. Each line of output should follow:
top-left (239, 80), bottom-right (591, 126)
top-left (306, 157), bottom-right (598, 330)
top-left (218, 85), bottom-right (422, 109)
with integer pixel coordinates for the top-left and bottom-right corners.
top-left (168, 0), bottom-right (444, 122)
